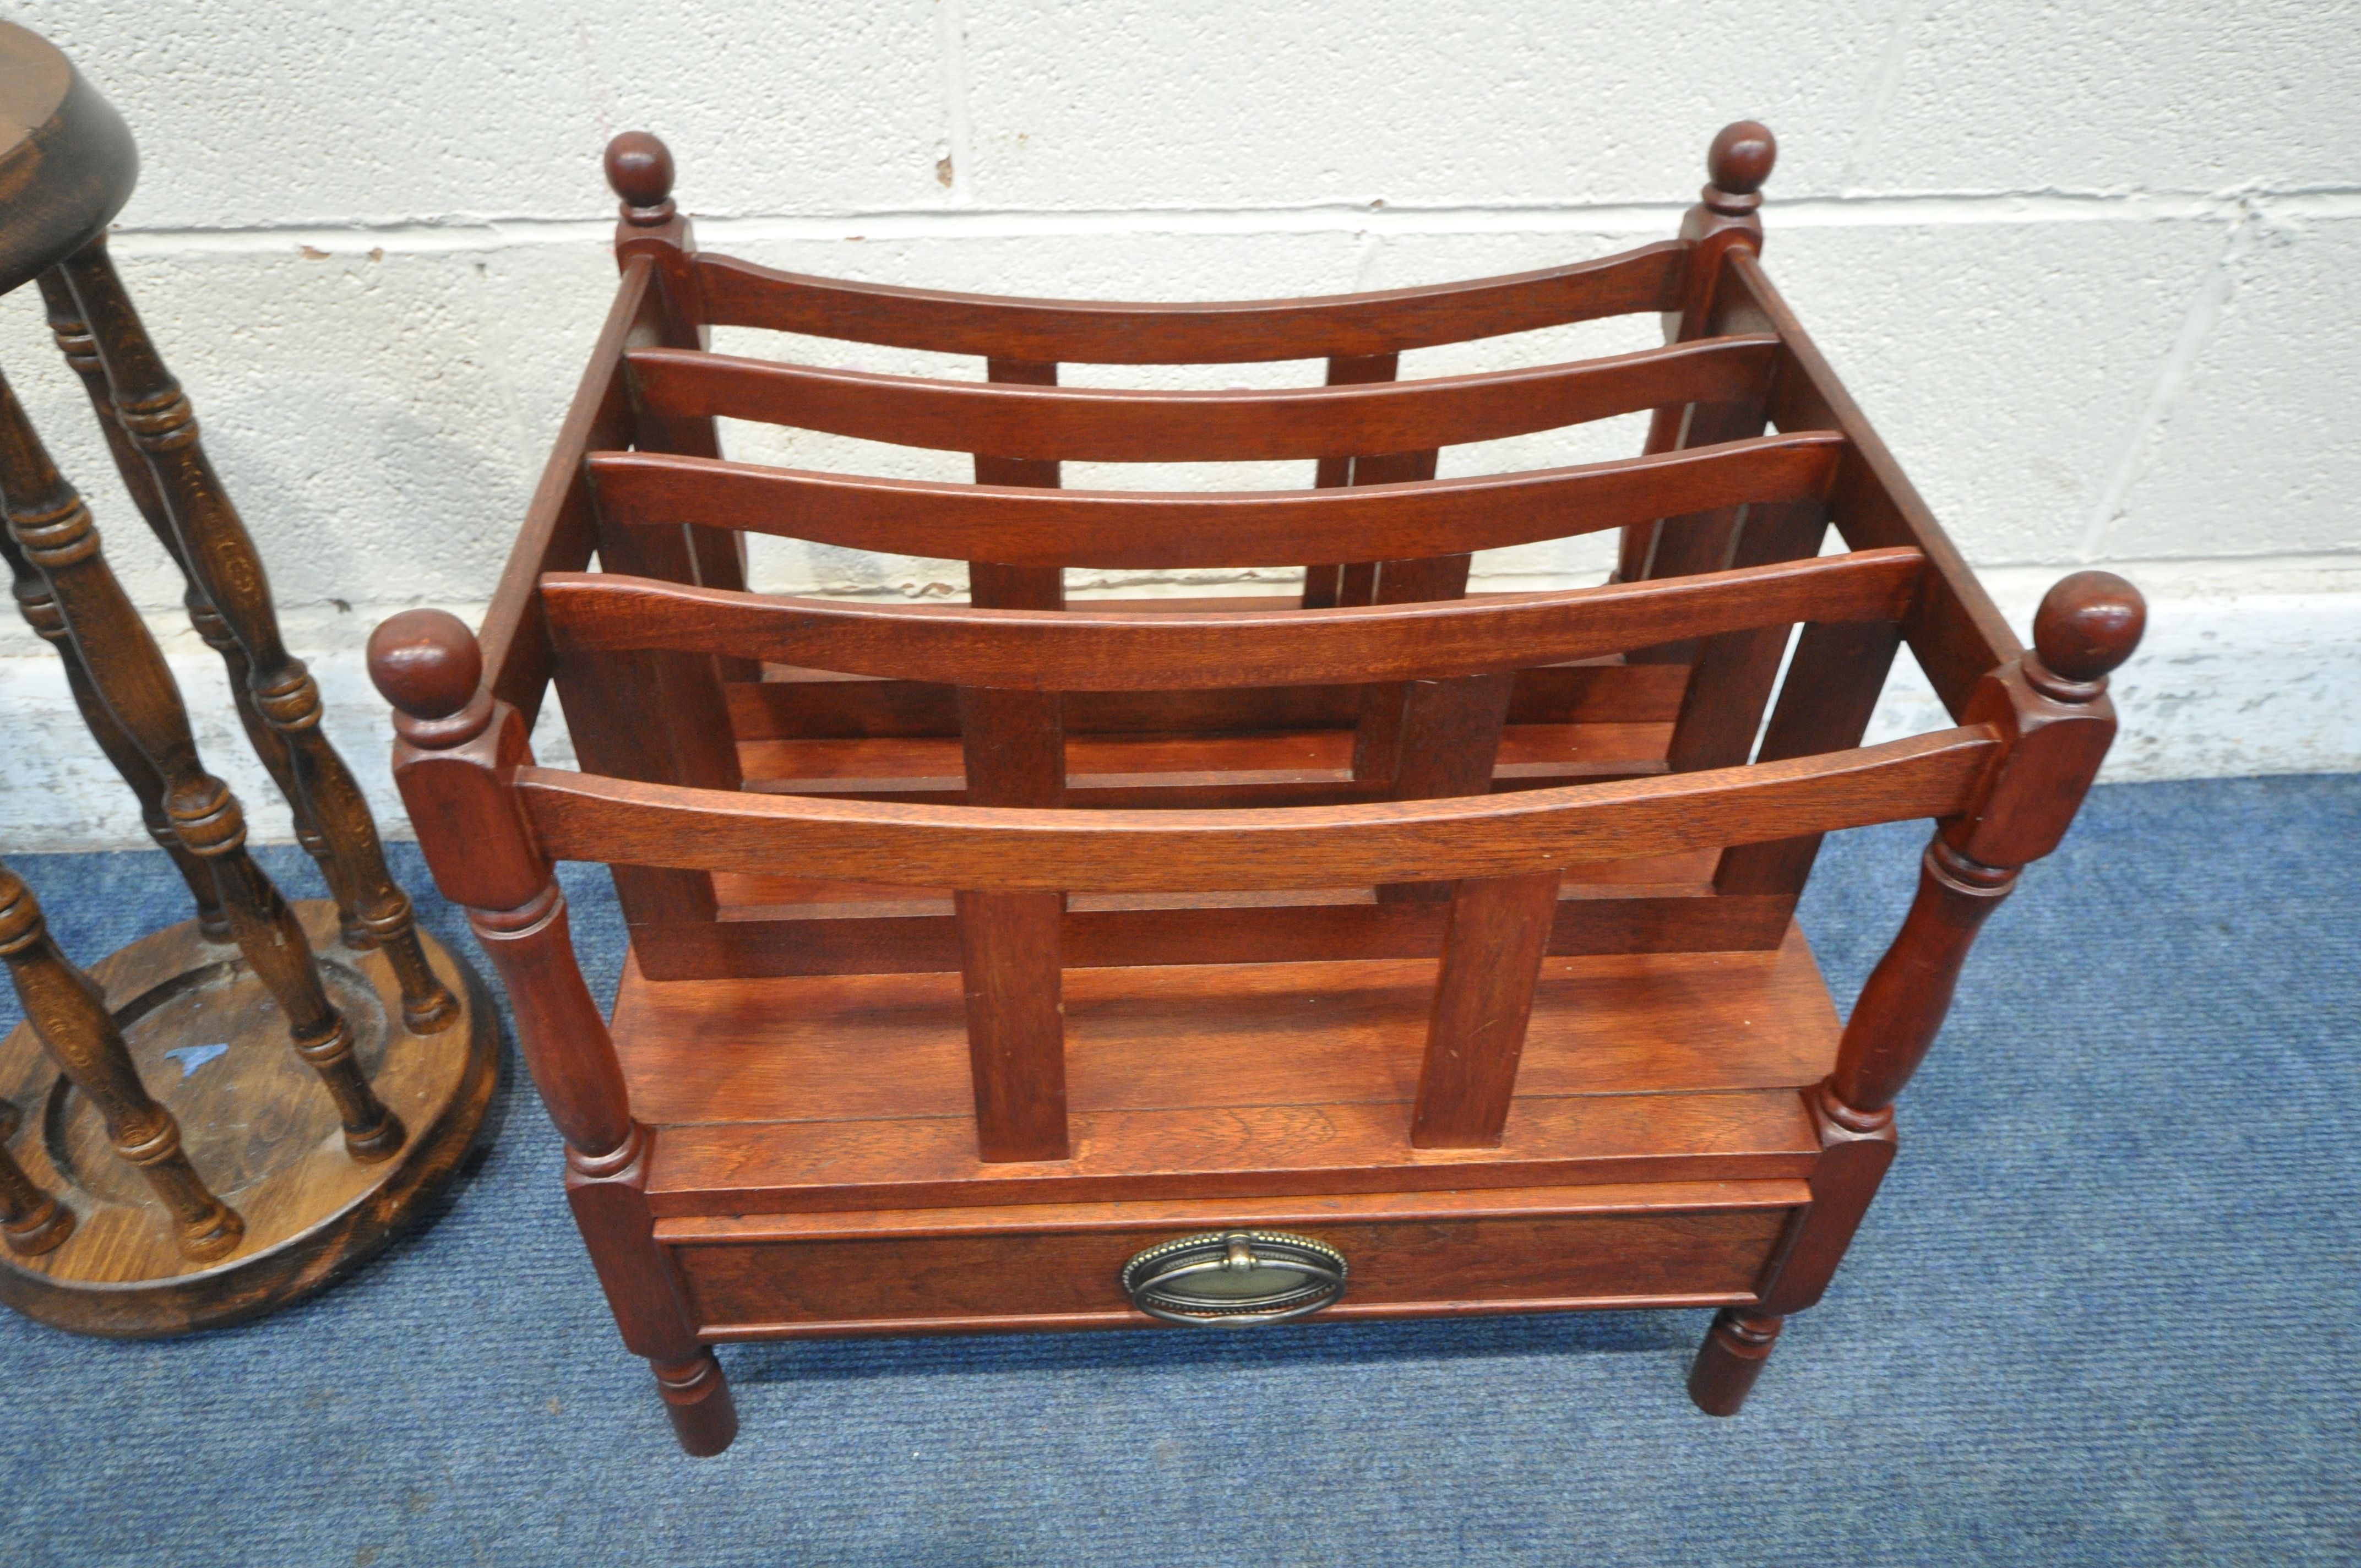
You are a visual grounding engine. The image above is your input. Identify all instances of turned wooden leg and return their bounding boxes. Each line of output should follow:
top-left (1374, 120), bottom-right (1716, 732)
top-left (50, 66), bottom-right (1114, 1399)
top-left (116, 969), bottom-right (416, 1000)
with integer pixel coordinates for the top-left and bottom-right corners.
top-left (1688, 1308), bottom-right (1784, 1415)
top-left (189, 599), bottom-right (374, 949)
top-left (0, 367), bottom-right (403, 1165)
top-left (35, 272), bottom-right (345, 944)
top-left (651, 1349), bottom-right (739, 1457)
top-left (56, 244), bottom-right (457, 1031)
top-left (0, 1104), bottom-right (73, 1257)
top-left (0, 861), bottom-right (243, 1260)
top-left (2, 530), bottom-right (230, 940)
top-left (377, 613), bottom-right (737, 1455)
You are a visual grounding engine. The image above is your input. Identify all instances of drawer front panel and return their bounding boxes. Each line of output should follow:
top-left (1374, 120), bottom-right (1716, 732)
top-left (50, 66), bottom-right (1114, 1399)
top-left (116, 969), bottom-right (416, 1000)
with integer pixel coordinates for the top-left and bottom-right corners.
top-left (674, 1206), bottom-right (1794, 1335)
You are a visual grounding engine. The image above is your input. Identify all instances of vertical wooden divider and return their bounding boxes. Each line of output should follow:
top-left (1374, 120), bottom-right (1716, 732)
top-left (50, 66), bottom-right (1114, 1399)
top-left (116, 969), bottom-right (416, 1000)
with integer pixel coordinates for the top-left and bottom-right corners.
top-left (956, 357), bottom-right (1071, 1163)
top-left (1301, 352), bottom-right (1400, 608)
top-left (1711, 618), bottom-right (1903, 895)
top-left (1663, 499), bottom-right (1831, 772)
top-left (573, 447), bottom-right (738, 937)
top-left (1377, 666), bottom-right (1514, 905)
top-left (1410, 868), bottom-right (1563, 1147)
top-left (1351, 543), bottom-right (1506, 899)
top-left (1349, 524), bottom-right (1458, 790)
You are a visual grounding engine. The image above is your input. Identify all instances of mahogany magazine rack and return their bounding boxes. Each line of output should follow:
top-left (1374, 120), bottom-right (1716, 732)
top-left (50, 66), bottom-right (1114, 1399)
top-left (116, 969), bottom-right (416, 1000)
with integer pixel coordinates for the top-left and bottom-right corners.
top-left (370, 122), bottom-right (2144, 1455)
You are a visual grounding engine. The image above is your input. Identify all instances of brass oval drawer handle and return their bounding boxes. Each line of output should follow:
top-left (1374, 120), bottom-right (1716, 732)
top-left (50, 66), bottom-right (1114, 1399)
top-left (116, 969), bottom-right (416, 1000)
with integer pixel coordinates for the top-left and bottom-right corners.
top-left (1120, 1230), bottom-right (1347, 1326)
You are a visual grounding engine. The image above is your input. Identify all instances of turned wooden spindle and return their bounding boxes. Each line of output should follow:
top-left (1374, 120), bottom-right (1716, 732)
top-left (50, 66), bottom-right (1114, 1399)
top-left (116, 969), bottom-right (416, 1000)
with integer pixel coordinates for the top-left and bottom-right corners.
top-left (371, 608), bottom-right (738, 1457)
top-left (0, 1099), bottom-right (73, 1257)
top-left (0, 860), bottom-right (243, 1260)
top-left (0, 367), bottom-right (405, 1164)
top-left (34, 269), bottom-right (370, 950)
top-left (1, 524), bottom-right (227, 939)
top-left (1689, 571), bottom-right (2146, 1418)
top-left (1834, 571), bottom-right (2147, 1119)
top-left (51, 241), bottom-right (459, 1035)
top-left (1621, 119), bottom-right (1777, 589)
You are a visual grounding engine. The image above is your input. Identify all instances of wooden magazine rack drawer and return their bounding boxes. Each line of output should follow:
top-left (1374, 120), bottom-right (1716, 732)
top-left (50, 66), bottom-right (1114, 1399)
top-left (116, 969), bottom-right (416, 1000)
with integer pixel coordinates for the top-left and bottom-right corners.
top-left (663, 1185), bottom-right (1805, 1338)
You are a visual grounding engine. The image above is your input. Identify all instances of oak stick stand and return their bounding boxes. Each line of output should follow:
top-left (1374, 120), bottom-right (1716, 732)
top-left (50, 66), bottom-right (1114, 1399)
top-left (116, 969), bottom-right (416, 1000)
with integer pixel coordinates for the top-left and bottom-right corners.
top-left (0, 18), bottom-right (499, 1336)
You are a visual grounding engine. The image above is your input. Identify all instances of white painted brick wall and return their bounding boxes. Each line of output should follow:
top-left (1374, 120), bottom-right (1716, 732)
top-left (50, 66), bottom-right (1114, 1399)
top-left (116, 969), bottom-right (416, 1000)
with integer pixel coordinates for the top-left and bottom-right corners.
top-left (3, 1), bottom-right (2355, 850)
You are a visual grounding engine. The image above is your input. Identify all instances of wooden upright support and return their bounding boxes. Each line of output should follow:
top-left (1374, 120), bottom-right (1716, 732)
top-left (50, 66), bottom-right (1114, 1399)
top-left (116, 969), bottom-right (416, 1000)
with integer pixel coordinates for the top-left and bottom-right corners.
top-left (0, 366), bottom-right (403, 1164)
top-left (55, 241), bottom-right (460, 1037)
top-left (373, 608), bottom-right (738, 1457)
top-left (1411, 869), bottom-right (1563, 1147)
top-left (1, 522), bottom-right (226, 938)
top-left (0, 861), bottom-right (242, 1260)
top-left (1623, 121), bottom-right (1776, 606)
top-left (1690, 571), bottom-right (2146, 1416)
top-left (1302, 351), bottom-right (1405, 608)
top-left (0, 1104), bottom-right (72, 1258)
top-left (33, 269), bottom-right (362, 946)
top-left (949, 357), bottom-right (1073, 1163)
top-left (605, 130), bottom-right (746, 599)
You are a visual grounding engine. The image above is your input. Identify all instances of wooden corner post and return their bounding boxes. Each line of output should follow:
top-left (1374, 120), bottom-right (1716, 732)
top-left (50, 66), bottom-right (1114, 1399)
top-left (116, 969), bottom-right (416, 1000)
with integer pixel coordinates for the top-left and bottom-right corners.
top-left (605, 130), bottom-right (747, 602)
top-left (1690, 571), bottom-right (2146, 1416)
top-left (371, 609), bottom-right (738, 1457)
top-left (1622, 119), bottom-right (1776, 592)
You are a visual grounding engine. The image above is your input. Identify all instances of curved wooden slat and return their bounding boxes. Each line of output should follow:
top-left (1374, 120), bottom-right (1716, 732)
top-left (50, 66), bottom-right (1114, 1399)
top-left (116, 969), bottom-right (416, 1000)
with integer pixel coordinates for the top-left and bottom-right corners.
top-left (628, 335), bottom-right (1778, 462)
top-left (693, 243), bottom-right (1690, 364)
top-left (515, 726), bottom-right (1999, 892)
top-left (587, 433), bottom-right (1845, 569)
top-left (540, 547), bottom-right (1923, 691)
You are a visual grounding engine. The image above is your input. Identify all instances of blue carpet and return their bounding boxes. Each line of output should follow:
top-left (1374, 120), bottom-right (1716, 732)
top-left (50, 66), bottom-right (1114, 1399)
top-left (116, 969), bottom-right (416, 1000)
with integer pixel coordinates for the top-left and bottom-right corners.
top-left (1, 773), bottom-right (2355, 1566)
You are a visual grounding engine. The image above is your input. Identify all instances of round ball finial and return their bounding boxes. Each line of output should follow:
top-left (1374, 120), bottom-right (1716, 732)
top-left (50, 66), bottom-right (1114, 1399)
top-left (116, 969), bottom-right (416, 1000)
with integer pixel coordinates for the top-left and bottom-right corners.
top-left (1707, 121), bottom-right (1777, 197)
top-left (2031, 570), bottom-right (2146, 690)
top-left (369, 608), bottom-right (483, 722)
top-left (605, 131), bottom-right (676, 211)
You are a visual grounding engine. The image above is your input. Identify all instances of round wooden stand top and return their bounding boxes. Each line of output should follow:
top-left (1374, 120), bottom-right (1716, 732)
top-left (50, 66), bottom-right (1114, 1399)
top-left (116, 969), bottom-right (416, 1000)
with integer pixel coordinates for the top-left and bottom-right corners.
top-left (0, 18), bottom-right (137, 298)
top-left (0, 901), bottom-right (498, 1337)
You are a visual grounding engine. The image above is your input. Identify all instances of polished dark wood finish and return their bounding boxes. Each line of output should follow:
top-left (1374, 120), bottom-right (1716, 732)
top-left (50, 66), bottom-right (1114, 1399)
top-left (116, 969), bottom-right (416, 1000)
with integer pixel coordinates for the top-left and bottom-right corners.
top-left (0, 26), bottom-right (499, 1338)
top-left (695, 244), bottom-right (1689, 363)
top-left (55, 242), bottom-right (460, 1035)
top-left (1688, 1306), bottom-right (1783, 1414)
top-left (388, 124), bottom-right (2141, 1451)
top-left (2, 520), bottom-right (227, 937)
top-left (0, 368), bottom-right (405, 1162)
top-left (1411, 869), bottom-right (1562, 1146)
top-left (0, 897), bottom-right (498, 1337)
top-left (372, 608), bottom-right (737, 1456)
top-left (35, 269), bottom-right (366, 945)
top-left (590, 433), bottom-right (1843, 569)
top-left (542, 549), bottom-right (1922, 690)
top-left (629, 335), bottom-right (1775, 460)
top-left (511, 727), bottom-right (1999, 892)
top-left (0, 860), bottom-right (242, 1260)
top-left (671, 1189), bottom-right (1797, 1336)
top-left (0, 1124), bottom-right (73, 1257)
top-left (0, 20), bottom-right (135, 298)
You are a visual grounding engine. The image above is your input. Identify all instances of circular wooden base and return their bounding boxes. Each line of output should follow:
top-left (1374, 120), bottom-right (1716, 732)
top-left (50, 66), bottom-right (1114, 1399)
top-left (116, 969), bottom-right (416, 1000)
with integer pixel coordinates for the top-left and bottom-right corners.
top-left (0, 900), bottom-right (498, 1337)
